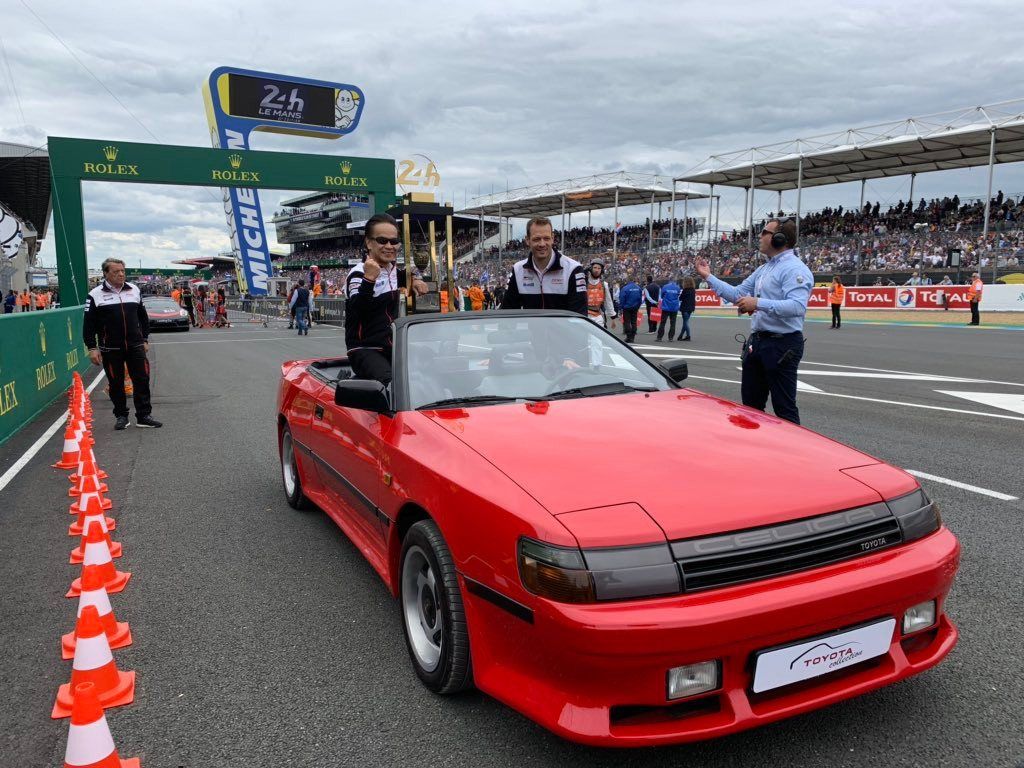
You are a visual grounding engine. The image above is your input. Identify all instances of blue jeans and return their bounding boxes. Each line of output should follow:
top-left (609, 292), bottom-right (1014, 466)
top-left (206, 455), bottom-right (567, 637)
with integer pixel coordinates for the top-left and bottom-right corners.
top-left (681, 312), bottom-right (692, 338)
top-left (295, 307), bottom-right (309, 334)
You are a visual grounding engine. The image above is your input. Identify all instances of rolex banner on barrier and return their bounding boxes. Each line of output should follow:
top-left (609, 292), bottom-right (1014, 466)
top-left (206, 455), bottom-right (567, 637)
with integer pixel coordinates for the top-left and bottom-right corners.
top-left (202, 67), bottom-right (366, 295)
top-left (0, 308), bottom-right (92, 446)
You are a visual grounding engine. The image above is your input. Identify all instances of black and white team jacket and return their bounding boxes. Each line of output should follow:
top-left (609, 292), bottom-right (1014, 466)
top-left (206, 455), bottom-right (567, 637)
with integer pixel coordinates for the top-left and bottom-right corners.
top-left (499, 250), bottom-right (588, 314)
top-left (83, 280), bottom-right (150, 351)
top-left (345, 262), bottom-right (408, 351)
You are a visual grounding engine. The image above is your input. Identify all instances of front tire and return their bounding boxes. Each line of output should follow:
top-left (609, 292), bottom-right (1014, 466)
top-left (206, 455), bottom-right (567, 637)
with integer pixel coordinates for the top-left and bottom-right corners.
top-left (400, 520), bottom-right (473, 694)
top-left (280, 424), bottom-right (312, 510)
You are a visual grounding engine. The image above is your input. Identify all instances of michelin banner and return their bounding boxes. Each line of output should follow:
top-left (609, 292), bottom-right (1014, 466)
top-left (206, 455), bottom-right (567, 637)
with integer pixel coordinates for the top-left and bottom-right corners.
top-left (0, 307), bottom-right (92, 445)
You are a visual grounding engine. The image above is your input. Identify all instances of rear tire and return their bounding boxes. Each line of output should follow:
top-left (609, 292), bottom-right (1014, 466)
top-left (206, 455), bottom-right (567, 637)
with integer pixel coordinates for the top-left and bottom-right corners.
top-left (400, 520), bottom-right (473, 694)
top-left (280, 424), bottom-right (312, 510)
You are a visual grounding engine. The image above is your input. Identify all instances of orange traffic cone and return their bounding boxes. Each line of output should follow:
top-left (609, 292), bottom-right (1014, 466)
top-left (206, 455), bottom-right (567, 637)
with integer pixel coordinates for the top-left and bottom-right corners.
top-left (70, 524), bottom-right (122, 563)
top-left (54, 423), bottom-right (83, 469)
top-left (62, 565), bottom-right (131, 660)
top-left (70, 464), bottom-right (109, 498)
top-left (67, 523), bottom-right (130, 598)
top-left (71, 455), bottom-right (108, 483)
top-left (52, 605), bottom-right (136, 718)
top-left (60, 681), bottom-right (140, 767)
top-left (70, 488), bottom-right (114, 516)
top-left (69, 494), bottom-right (116, 537)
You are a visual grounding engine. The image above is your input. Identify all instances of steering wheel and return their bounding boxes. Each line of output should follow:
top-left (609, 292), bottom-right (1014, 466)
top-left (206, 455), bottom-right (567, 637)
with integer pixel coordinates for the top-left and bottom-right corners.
top-left (547, 365), bottom-right (592, 392)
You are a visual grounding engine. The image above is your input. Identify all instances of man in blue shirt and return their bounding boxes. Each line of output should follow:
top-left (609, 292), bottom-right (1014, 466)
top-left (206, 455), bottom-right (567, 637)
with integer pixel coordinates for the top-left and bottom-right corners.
top-left (695, 218), bottom-right (812, 424)
top-left (656, 276), bottom-right (681, 341)
top-left (617, 275), bottom-right (643, 343)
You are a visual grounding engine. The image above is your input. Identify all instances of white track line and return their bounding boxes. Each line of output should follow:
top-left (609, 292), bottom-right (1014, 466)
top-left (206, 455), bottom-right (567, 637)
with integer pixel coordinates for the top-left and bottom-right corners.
top-left (0, 369), bottom-right (106, 494)
top-left (906, 470), bottom-right (1019, 502)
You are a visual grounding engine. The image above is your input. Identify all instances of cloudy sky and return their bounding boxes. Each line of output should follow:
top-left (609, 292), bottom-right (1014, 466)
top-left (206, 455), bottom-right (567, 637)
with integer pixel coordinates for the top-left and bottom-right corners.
top-left (2, 0), bottom-right (1023, 269)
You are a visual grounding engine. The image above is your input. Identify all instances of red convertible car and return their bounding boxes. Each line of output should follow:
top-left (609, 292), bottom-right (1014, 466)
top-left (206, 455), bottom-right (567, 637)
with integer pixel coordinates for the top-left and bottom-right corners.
top-left (276, 310), bottom-right (959, 746)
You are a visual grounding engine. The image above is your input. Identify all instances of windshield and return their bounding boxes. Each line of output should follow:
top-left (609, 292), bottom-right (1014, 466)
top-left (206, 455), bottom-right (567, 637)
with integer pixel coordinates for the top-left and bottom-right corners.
top-left (144, 299), bottom-right (180, 310)
top-left (405, 315), bottom-right (673, 409)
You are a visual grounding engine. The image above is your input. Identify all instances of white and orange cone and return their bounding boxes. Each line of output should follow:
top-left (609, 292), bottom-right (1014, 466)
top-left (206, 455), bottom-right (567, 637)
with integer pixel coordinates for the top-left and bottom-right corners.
top-left (54, 423), bottom-right (84, 469)
top-left (69, 494), bottom-right (116, 537)
top-left (71, 455), bottom-right (108, 484)
top-left (70, 463), bottom-right (109, 498)
top-left (70, 524), bottom-right (122, 564)
top-left (67, 523), bottom-right (130, 598)
top-left (70, 488), bottom-right (114, 516)
top-left (62, 565), bottom-right (131, 660)
top-left (61, 681), bottom-right (140, 767)
top-left (52, 605), bottom-right (136, 718)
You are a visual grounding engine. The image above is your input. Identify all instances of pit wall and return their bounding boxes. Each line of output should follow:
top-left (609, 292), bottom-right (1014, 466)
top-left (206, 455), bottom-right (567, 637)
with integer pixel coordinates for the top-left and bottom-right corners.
top-left (0, 306), bottom-right (92, 446)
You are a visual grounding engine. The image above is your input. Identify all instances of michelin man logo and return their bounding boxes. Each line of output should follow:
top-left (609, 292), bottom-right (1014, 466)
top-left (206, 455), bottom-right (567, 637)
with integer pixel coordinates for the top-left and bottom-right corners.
top-left (0, 204), bottom-right (24, 259)
top-left (335, 90), bottom-right (360, 129)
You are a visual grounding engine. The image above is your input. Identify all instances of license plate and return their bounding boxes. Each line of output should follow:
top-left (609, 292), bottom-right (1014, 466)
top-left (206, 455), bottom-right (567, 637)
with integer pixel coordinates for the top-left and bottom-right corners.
top-left (752, 617), bottom-right (896, 694)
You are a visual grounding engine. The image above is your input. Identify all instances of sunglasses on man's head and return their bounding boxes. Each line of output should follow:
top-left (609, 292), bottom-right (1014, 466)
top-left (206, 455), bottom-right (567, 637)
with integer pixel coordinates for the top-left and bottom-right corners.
top-left (372, 236), bottom-right (401, 246)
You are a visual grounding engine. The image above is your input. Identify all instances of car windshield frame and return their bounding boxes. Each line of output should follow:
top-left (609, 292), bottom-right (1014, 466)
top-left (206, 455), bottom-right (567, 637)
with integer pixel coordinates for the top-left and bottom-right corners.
top-left (391, 310), bottom-right (678, 412)
top-left (143, 298), bottom-right (182, 311)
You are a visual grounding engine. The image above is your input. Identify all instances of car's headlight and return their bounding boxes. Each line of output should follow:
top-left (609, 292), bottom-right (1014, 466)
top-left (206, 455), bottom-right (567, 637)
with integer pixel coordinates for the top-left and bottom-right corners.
top-left (518, 538), bottom-right (680, 603)
top-left (886, 487), bottom-right (941, 543)
top-left (179, 309), bottom-right (188, 317)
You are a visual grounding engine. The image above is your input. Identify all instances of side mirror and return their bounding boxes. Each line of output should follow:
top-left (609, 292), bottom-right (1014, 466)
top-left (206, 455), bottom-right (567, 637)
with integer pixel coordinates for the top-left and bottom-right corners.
top-left (335, 379), bottom-right (391, 413)
top-left (657, 357), bottom-right (688, 383)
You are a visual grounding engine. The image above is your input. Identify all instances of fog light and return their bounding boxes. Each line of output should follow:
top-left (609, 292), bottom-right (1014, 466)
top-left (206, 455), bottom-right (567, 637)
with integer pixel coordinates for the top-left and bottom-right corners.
top-left (667, 660), bottom-right (719, 700)
top-left (903, 600), bottom-right (936, 634)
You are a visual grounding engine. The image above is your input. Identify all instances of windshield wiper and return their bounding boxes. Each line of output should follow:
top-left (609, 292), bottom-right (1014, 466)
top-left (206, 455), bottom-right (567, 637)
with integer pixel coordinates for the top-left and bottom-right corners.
top-left (416, 394), bottom-right (541, 410)
top-left (542, 383), bottom-right (660, 400)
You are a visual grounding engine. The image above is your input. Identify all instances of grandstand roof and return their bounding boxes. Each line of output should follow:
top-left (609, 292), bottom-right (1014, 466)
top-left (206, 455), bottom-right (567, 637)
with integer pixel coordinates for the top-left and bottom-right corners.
top-left (0, 142), bottom-right (51, 239)
top-left (677, 99), bottom-right (1024, 191)
top-left (458, 171), bottom-right (709, 218)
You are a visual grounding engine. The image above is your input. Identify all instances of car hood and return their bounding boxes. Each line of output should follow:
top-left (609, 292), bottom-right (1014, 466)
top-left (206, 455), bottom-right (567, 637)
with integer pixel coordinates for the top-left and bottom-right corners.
top-left (422, 390), bottom-right (889, 540)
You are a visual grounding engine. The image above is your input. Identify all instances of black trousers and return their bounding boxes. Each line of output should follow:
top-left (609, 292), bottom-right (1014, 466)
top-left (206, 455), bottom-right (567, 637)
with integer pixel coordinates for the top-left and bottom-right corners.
top-left (645, 301), bottom-right (658, 332)
top-left (349, 348), bottom-right (392, 385)
top-left (831, 304), bottom-right (841, 328)
top-left (621, 308), bottom-right (639, 341)
top-left (183, 302), bottom-right (195, 326)
top-left (970, 301), bottom-right (980, 325)
top-left (102, 344), bottom-right (152, 418)
top-left (657, 310), bottom-right (678, 340)
top-left (741, 332), bottom-right (804, 425)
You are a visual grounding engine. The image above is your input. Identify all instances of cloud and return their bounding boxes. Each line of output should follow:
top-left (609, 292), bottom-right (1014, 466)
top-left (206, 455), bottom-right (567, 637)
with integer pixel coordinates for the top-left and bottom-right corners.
top-left (4, 0), bottom-right (1023, 268)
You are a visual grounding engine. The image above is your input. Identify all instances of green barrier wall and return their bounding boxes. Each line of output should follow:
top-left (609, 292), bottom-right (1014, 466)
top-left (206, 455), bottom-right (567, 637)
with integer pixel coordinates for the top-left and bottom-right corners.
top-left (0, 306), bottom-right (92, 446)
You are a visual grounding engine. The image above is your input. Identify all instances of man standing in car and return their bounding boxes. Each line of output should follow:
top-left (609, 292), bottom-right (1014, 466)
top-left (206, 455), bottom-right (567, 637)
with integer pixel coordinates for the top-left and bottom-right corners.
top-left (346, 214), bottom-right (428, 384)
top-left (695, 218), bottom-right (812, 425)
top-left (83, 258), bottom-right (162, 430)
top-left (500, 217), bottom-right (587, 314)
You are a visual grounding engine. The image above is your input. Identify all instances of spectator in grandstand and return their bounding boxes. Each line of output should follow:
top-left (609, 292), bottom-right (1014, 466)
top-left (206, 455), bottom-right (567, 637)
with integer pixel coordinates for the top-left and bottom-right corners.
top-left (500, 217), bottom-right (587, 314)
top-left (83, 258), bottom-right (161, 430)
top-left (656, 275), bottom-right (680, 342)
top-left (617, 275), bottom-right (642, 343)
top-left (345, 214), bottom-right (428, 384)
top-left (679, 277), bottom-right (696, 342)
top-left (696, 218), bottom-right (812, 425)
top-left (585, 259), bottom-right (616, 328)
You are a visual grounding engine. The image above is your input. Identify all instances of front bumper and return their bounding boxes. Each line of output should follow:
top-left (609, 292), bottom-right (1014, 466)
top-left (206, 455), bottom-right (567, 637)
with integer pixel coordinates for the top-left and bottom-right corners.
top-left (148, 317), bottom-right (190, 331)
top-left (463, 527), bottom-right (959, 746)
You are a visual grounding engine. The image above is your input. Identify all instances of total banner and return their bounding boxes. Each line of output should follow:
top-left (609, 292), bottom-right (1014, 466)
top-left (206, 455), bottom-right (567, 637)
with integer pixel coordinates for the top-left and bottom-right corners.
top-left (694, 285), bottom-right (1022, 311)
top-left (0, 307), bottom-right (92, 445)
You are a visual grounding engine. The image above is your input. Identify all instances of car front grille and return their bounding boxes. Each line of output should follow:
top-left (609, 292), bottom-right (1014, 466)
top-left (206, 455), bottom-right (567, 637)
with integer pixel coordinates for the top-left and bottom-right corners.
top-left (670, 503), bottom-right (903, 592)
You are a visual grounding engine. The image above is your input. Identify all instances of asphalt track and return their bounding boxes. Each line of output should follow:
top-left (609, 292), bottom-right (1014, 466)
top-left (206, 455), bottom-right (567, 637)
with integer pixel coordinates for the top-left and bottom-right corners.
top-left (1, 315), bottom-right (1022, 768)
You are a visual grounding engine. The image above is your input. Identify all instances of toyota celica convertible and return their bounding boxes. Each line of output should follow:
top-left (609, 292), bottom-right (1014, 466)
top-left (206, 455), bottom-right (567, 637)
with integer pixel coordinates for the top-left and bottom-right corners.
top-left (276, 310), bottom-right (959, 747)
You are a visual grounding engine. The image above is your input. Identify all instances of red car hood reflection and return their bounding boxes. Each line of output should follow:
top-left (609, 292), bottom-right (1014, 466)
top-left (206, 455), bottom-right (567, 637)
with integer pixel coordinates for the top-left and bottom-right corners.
top-left (422, 390), bottom-right (885, 540)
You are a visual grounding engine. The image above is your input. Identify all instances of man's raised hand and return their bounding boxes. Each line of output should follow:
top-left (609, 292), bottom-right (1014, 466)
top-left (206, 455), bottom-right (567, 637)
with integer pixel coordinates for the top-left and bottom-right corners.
top-left (363, 256), bottom-right (381, 282)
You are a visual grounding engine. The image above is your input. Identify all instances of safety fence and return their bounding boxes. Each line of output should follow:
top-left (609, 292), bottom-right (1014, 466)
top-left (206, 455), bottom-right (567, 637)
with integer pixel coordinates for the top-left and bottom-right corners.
top-left (695, 284), bottom-right (1024, 312)
top-left (0, 306), bottom-right (92, 446)
top-left (226, 296), bottom-right (346, 326)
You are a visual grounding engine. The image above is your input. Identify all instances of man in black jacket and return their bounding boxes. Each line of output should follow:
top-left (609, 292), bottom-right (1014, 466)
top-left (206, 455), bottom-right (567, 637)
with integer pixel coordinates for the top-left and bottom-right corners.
top-left (83, 258), bottom-right (162, 430)
top-left (345, 214), bottom-right (427, 384)
top-left (642, 275), bottom-right (660, 333)
top-left (500, 218), bottom-right (587, 314)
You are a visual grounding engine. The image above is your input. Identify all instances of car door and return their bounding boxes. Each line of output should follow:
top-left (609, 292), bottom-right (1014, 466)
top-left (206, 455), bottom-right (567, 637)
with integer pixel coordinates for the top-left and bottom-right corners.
top-left (286, 370), bottom-right (329, 493)
top-left (309, 385), bottom-right (389, 551)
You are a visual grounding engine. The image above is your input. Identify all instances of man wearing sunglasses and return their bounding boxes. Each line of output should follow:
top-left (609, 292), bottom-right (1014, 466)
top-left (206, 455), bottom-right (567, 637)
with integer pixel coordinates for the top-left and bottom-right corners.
top-left (695, 218), bottom-right (813, 425)
top-left (345, 213), bottom-right (428, 384)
